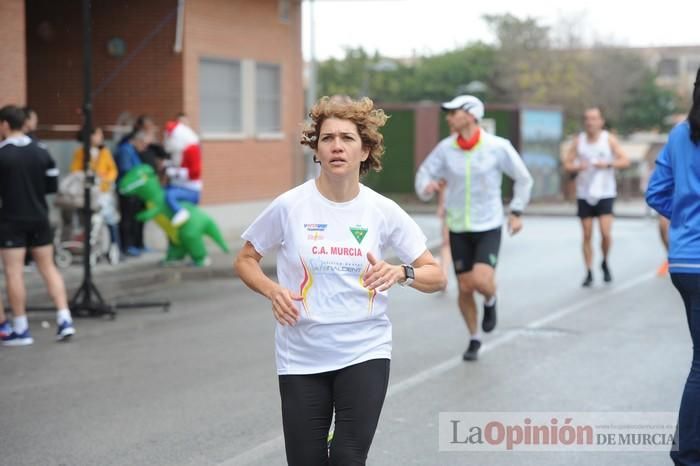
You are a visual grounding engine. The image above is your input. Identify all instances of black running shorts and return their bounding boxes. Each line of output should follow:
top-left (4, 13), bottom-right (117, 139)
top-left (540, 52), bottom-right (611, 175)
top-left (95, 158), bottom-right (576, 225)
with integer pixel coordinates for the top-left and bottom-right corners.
top-left (0, 220), bottom-right (53, 249)
top-left (577, 197), bottom-right (615, 218)
top-left (449, 227), bottom-right (502, 274)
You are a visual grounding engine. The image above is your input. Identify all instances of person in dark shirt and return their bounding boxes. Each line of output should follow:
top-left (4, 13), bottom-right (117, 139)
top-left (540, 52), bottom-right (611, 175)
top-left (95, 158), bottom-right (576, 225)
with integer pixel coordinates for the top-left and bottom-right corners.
top-left (0, 105), bottom-right (76, 346)
top-left (119, 115), bottom-right (169, 176)
top-left (115, 130), bottom-right (151, 256)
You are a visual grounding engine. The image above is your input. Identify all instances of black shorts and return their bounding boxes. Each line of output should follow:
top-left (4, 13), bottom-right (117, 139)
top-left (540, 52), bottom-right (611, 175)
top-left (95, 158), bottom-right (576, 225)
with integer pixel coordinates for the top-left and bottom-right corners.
top-left (449, 227), bottom-right (502, 274)
top-left (577, 198), bottom-right (615, 218)
top-left (0, 220), bottom-right (53, 249)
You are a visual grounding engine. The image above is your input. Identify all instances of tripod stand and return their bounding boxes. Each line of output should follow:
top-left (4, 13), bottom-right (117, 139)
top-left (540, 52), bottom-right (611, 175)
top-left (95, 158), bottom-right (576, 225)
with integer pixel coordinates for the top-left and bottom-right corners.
top-left (69, 0), bottom-right (169, 318)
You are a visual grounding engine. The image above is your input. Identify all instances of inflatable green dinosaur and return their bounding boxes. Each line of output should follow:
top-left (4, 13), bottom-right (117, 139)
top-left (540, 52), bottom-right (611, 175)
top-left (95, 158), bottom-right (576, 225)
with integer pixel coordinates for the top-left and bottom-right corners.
top-left (118, 164), bottom-right (228, 266)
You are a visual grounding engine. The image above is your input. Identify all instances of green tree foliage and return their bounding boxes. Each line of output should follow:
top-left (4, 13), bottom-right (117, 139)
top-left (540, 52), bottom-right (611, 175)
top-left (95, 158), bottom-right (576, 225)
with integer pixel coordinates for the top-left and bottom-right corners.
top-left (618, 72), bottom-right (677, 132)
top-left (316, 14), bottom-right (678, 134)
top-left (317, 44), bottom-right (496, 103)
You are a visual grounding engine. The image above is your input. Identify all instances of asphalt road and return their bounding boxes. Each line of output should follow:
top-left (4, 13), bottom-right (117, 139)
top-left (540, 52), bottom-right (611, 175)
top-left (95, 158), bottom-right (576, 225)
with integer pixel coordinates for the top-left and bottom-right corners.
top-left (0, 216), bottom-right (688, 466)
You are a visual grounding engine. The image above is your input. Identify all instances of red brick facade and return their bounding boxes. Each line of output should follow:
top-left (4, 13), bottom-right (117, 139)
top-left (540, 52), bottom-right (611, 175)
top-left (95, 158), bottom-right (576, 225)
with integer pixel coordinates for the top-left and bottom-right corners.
top-left (183, 0), bottom-right (303, 203)
top-left (22, 0), bottom-right (303, 205)
top-left (0, 0), bottom-right (26, 106)
top-left (26, 0), bottom-right (183, 135)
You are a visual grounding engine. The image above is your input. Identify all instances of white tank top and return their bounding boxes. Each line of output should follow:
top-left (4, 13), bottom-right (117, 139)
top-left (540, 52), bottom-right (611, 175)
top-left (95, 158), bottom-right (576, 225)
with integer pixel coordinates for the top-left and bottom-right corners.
top-left (575, 130), bottom-right (616, 204)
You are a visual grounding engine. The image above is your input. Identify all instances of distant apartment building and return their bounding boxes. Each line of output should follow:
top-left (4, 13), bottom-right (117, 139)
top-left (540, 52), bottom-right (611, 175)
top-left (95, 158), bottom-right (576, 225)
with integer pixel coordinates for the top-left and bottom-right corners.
top-left (635, 45), bottom-right (700, 107)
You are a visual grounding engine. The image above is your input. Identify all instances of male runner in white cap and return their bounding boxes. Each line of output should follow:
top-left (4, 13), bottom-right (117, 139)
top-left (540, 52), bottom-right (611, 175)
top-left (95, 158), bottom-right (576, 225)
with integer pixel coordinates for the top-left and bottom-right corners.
top-left (415, 95), bottom-right (533, 361)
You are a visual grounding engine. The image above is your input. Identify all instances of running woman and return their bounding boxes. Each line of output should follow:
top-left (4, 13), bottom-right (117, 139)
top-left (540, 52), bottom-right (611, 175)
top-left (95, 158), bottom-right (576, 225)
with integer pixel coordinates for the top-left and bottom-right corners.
top-left (415, 95), bottom-right (533, 361)
top-left (235, 96), bottom-right (446, 466)
top-left (561, 107), bottom-right (630, 287)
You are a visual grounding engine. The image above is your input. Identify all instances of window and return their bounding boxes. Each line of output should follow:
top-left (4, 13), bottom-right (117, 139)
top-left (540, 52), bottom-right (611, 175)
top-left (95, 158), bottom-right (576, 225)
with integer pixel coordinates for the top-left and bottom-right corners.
top-left (256, 63), bottom-right (282, 134)
top-left (658, 58), bottom-right (679, 77)
top-left (199, 58), bottom-right (242, 134)
top-left (279, 0), bottom-right (290, 22)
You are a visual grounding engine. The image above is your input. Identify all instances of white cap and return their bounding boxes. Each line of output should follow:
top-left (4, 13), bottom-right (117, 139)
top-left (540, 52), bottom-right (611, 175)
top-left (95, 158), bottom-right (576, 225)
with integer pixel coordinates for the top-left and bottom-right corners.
top-left (441, 95), bottom-right (484, 121)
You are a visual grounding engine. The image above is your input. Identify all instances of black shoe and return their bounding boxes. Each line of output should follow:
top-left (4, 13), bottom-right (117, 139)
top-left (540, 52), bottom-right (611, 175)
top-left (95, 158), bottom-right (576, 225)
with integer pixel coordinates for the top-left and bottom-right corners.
top-left (482, 299), bottom-right (497, 333)
top-left (463, 339), bottom-right (481, 361)
top-left (582, 271), bottom-right (593, 288)
top-left (601, 261), bottom-right (612, 283)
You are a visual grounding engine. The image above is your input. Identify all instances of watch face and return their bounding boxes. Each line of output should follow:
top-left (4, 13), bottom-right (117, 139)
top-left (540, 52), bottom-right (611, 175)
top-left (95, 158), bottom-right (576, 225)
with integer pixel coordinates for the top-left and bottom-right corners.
top-left (405, 265), bottom-right (415, 279)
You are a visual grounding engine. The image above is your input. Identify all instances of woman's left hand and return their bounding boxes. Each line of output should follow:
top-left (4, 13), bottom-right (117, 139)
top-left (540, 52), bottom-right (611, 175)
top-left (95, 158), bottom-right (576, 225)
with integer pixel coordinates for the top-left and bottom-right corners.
top-left (363, 252), bottom-right (404, 292)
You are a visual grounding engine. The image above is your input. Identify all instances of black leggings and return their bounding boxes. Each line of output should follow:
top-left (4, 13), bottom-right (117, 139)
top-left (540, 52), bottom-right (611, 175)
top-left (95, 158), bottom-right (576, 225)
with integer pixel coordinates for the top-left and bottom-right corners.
top-left (278, 358), bottom-right (390, 466)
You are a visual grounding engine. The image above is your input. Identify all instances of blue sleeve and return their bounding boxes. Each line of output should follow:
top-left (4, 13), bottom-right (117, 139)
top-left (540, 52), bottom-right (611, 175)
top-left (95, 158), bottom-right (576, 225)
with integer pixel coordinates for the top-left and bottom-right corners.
top-left (645, 144), bottom-right (674, 219)
top-left (116, 145), bottom-right (136, 175)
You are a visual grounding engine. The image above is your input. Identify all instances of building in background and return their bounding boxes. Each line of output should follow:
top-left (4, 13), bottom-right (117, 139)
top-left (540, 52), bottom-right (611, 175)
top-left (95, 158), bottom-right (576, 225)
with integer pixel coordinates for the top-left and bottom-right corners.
top-left (2, 0), bottom-right (304, 216)
top-left (636, 45), bottom-right (700, 108)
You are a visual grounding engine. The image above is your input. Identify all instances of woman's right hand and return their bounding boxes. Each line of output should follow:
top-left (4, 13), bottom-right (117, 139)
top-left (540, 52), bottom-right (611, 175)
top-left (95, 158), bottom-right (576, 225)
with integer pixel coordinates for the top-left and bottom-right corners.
top-left (268, 286), bottom-right (302, 326)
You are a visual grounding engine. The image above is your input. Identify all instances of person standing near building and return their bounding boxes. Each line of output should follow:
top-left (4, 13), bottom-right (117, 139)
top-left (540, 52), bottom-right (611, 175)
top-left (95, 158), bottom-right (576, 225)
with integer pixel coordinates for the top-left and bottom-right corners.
top-left (115, 130), bottom-right (150, 257)
top-left (235, 96), bottom-right (446, 465)
top-left (71, 127), bottom-right (120, 253)
top-left (645, 67), bottom-right (700, 466)
top-left (415, 95), bottom-right (533, 361)
top-left (561, 107), bottom-right (630, 287)
top-left (0, 105), bottom-right (75, 346)
top-left (163, 119), bottom-right (202, 227)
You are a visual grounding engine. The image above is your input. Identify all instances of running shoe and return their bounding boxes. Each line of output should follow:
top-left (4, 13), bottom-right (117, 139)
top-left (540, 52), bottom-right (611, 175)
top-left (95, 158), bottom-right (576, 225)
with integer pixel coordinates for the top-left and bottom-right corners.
top-left (2, 328), bottom-right (34, 347)
top-left (0, 320), bottom-right (12, 339)
top-left (56, 320), bottom-right (75, 342)
top-left (462, 339), bottom-right (481, 361)
top-left (482, 299), bottom-right (497, 333)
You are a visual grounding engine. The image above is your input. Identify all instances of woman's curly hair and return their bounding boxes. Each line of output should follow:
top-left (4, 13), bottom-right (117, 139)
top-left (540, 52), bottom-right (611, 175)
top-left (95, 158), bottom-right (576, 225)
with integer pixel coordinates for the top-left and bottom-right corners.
top-left (301, 96), bottom-right (389, 176)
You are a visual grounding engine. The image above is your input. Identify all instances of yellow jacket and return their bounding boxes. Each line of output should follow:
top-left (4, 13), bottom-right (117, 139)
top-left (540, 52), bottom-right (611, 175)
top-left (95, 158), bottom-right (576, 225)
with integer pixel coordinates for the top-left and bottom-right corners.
top-left (70, 146), bottom-right (117, 193)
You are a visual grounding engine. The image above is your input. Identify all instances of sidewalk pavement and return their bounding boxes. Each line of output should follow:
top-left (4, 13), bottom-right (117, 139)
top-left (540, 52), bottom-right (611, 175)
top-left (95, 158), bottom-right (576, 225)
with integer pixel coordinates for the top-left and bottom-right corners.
top-left (8, 197), bottom-right (651, 307)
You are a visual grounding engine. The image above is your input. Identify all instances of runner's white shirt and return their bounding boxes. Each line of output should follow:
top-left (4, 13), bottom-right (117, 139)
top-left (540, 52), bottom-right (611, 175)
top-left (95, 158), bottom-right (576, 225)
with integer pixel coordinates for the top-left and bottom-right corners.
top-left (242, 179), bottom-right (427, 375)
top-left (415, 131), bottom-right (533, 233)
top-left (575, 130), bottom-right (617, 204)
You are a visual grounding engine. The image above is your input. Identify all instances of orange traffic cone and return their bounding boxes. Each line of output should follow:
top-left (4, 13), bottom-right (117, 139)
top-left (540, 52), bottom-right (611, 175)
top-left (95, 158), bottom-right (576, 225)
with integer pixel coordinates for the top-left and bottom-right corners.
top-left (656, 260), bottom-right (669, 276)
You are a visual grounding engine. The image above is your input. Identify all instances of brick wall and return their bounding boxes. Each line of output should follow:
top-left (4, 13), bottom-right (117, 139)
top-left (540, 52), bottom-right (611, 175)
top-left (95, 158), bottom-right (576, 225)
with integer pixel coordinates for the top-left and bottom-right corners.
top-left (0, 0), bottom-right (26, 106)
top-left (25, 0), bottom-right (303, 205)
top-left (26, 0), bottom-right (183, 134)
top-left (184, 0), bottom-right (304, 204)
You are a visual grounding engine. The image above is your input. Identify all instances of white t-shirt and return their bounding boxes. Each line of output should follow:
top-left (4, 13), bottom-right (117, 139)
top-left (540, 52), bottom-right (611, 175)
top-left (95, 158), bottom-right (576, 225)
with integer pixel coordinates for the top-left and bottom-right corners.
top-left (242, 179), bottom-right (427, 375)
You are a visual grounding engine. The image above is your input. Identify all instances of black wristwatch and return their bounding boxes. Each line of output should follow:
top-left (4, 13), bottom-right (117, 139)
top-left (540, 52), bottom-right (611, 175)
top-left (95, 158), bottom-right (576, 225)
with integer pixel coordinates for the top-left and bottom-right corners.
top-left (510, 210), bottom-right (522, 217)
top-left (399, 264), bottom-right (415, 287)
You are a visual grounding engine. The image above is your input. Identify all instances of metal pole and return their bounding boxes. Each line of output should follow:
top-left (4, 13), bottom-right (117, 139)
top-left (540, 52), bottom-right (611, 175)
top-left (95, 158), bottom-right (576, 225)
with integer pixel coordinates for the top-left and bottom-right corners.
top-left (81, 0), bottom-right (93, 301)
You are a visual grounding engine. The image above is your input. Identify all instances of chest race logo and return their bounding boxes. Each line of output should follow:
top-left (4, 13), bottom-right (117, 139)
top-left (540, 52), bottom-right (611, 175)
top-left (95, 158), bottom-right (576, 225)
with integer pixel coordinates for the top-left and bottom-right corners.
top-left (349, 225), bottom-right (368, 244)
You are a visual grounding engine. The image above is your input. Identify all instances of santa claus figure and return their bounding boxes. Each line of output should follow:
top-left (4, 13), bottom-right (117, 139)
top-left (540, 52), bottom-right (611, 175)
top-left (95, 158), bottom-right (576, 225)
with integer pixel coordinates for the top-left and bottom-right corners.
top-left (163, 119), bottom-right (202, 227)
